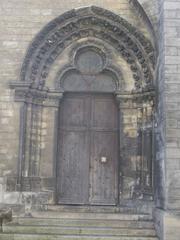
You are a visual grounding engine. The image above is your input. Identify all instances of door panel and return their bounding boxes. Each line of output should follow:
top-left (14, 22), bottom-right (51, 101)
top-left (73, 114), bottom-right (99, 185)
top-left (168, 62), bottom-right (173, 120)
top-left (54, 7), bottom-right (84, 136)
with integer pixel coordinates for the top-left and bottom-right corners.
top-left (90, 132), bottom-right (118, 204)
top-left (61, 95), bottom-right (89, 128)
top-left (58, 131), bottom-right (90, 204)
top-left (91, 96), bottom-right (118, 129)
top-left (90, 95), bottom-right (118, 205)
top-left (57, 93), bottom-right (119, 205)
top-left (57, 94), bottom-right (90, 204)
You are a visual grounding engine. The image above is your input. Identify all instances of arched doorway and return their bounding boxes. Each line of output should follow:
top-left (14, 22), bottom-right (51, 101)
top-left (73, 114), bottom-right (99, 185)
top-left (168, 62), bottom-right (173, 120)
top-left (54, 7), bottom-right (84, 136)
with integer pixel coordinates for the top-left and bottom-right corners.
top-left (11, 6), bottom-right (156, 208)
top-left (56, 47), bottom-right (120, 205)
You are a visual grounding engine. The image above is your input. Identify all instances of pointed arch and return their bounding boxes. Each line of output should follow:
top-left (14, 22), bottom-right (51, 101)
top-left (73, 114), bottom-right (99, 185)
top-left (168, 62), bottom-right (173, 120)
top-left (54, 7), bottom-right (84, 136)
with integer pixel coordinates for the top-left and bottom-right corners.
top-left (20, 6), bottom-right (156, 92)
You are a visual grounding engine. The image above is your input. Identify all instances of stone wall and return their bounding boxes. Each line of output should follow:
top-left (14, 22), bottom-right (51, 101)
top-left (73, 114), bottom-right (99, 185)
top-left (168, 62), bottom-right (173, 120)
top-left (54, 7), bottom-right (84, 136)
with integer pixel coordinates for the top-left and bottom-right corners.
top-left (153, 1), bottom-right (180, 239)
top-left (154, 0), bottom-right (180, 214)
top-left (1, 0), bottom-right (180, 239)
top-left (137, 0), bottom-right (159, 25)
top-left (164, 0), bottom-right (180, 212)
top-left (0, 0), bottom-right (154, 205)
top-left (155, 0), bottom-right (166, 210)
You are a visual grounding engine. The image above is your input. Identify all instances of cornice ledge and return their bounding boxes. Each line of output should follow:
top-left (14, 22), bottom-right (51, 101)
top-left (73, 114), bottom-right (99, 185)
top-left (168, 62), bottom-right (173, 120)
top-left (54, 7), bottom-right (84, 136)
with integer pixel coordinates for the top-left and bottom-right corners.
top-left (9, 81), bottom-right (64, 106)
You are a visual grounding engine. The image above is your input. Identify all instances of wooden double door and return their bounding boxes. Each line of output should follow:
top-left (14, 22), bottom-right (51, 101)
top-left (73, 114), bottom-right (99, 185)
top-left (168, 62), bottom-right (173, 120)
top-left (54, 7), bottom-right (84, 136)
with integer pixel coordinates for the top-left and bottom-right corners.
top-left (57, 93), bottom-right (119, 205)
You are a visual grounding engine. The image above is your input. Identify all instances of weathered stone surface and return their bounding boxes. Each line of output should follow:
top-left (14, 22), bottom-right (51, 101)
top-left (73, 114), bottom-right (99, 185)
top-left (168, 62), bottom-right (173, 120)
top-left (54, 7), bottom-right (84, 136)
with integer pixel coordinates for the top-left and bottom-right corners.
top-left (1, 212), bottom-right (158, 239)
top-left (154, 209), bottom-right (180, 240)
top-left (0, 0), bottom-right (180, 239)
top-left (0, 208), bottom-right (12, 231)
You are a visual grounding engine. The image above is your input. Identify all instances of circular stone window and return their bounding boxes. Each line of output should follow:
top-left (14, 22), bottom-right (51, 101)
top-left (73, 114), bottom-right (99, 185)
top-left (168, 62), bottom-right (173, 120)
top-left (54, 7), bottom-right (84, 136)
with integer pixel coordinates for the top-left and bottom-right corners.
top-left (75, 47), bottom-right (106, 74)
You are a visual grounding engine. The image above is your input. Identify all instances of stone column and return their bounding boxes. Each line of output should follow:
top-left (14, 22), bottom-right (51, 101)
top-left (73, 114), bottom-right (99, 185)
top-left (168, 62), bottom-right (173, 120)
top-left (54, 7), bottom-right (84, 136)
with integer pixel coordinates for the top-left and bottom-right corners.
top-left (9, 83), bottom-right (31, 191)
top-left (115, 93), bottom-right (140, 202)
top-left (38, 90), bottom-right (63, 204)
top-left (20, 88), bottom-right (48, 191)
top-left (139, 98), bottom-right (154, 199)
top-left (10, 82), bottom-right (64, 206)
top-left (115, 91), bottom-right (155, 205)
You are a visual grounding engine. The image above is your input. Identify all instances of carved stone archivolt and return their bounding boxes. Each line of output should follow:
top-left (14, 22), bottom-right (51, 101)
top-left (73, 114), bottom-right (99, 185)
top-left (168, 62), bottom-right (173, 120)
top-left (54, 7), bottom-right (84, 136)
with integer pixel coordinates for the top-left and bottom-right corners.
top-left (19, 6), bottom-right (155, 92)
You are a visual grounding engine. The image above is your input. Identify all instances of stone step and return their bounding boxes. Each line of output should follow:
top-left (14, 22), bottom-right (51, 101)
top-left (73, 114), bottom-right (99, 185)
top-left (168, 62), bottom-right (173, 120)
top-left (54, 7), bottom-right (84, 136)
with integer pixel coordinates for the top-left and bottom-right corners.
top-left (3, 225), bottom-right (157, 236)
top-left (47, 205), bottom-right (139, 214)
top-left (2, 212), bottom-right (158, 240)
top-left (10, 217), bottom-right (155, 228)
top-left (28, 212), bottom-right (153, 221)
top-left (0, 233), bottom-right (159, 240)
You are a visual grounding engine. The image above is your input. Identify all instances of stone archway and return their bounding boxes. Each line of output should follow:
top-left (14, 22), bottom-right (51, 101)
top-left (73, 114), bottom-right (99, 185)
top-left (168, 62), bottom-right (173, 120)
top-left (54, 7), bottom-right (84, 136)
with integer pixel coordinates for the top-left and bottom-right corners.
top-left (11, 6), bottom-right (156, 207)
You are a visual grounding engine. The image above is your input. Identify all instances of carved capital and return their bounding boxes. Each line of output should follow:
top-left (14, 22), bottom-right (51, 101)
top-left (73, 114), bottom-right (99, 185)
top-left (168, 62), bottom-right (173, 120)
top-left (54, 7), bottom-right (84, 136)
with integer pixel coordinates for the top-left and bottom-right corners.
top-left (9, 81), bottom-right (63, 107)
top-left (115, 92), bottom-right (134, 109)
top-left (115, 90), bottom-right (155, 109)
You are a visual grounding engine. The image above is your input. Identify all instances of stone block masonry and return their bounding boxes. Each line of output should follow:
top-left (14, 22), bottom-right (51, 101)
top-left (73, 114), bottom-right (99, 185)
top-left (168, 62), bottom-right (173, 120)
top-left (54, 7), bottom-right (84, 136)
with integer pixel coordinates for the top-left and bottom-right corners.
top-left (164, 0), bottom-right (180, 211)
top-left (0, 0), bottom-right (151, 203)
top-left (1, 1), bottom-right (180, 240)
top-left (153, 1), bottom-right (180, 239)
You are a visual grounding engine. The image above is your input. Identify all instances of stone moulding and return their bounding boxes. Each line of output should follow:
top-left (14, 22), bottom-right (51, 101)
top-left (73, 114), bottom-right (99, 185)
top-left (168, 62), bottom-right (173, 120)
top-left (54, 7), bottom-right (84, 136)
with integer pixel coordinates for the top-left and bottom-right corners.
top-left (19, 6), bottom-right (156, 92)
top-left (9, 81), bottom-right (64, 107)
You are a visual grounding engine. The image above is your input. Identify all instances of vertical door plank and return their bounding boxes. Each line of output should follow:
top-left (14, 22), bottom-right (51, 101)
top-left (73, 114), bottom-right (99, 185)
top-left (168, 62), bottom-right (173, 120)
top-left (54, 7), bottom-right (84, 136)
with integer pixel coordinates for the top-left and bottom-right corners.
top-left (90, 95), bottom-right (118, 205)
top-left (57, 94), bottom-right (90, 204)
top-left (90, 131), bottom-right (118, 204)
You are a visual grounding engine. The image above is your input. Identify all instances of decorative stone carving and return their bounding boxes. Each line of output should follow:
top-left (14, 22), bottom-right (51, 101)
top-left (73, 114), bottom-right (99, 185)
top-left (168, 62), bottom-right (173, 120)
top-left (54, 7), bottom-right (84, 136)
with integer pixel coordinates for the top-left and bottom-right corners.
top-left (20, 6), bottom-right (155, 92)
top-left (10, 82), bottom-right (63, 192)
top-left (115, 90), bottom-right (155, 200)
top-left (57, 46), bottom-right (119, 92)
